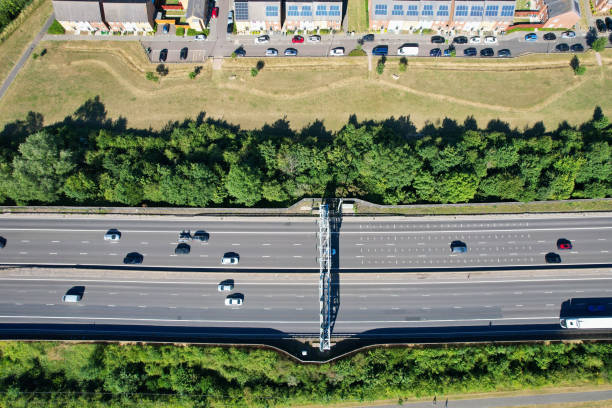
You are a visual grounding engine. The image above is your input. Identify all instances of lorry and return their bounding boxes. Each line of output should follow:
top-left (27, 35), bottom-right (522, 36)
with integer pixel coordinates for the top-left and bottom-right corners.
top-left (560, 298), bottom-right (612, 329)
top-left (560, 316), bottom-right (612, 329)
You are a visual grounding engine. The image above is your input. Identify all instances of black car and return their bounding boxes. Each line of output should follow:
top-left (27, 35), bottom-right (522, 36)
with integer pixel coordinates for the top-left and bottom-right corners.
top-left (180, 47), bottom-right (188, 60)
top-left (193, 230), bottom-right (210, 242)
top-left (480, 48), bottom-right (494, 57)
top-left (571, 43), bottom-right (584, 52)
top-left (498, 49), bottom-right (511, 57)
top-left (362, 34), bottom-right (375, 42)
top-left (463, 47), bottom-right (477, 56)
top-left (555, 43), bottom-right (569, 52)
top-left (159, 48), bottom-right (168, 62)
top-left (450, 240), bottom-right (467, 253)
top-left (596, 19), bottom-right (607, 33)
top-left (429, 48), bottom-right (442, 57)
top-left (431, 35), bottom-right (445, 44)
top-left (453, 36), bottom-right (468, 44)
top-left (0, 236), bottom-right (6, 249)
top-left (545, 252), bottom-right (562, 264)
top-left (175, 243), bottom-right (191, 255)
top-left (234, 47), bottom-right (246, 57)
top-left (123, 252), bottom-right (143, 264)
top-left (606, 17), bottom-right (612, 32)
top-left (227, 22), bottom-right (233, 33)
top-left (543, 32), bottom-right (556, 41)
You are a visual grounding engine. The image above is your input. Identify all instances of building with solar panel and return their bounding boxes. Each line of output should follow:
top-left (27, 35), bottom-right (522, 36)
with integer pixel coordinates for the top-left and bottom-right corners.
top-left (234, 0), bottom-right (282, 33)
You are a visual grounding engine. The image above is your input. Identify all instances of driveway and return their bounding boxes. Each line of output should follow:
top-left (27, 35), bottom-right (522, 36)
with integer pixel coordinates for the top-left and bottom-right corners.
top-left (142, 39), bottom-right (213, 63)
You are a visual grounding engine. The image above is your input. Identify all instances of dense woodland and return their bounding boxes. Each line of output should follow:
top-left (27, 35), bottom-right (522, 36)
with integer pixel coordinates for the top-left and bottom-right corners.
top-left (0, 341), bottom-right (610, 407)
top-left (0, 100), bottom-right (610, 207)
top-left (0, 0), bottom-right (33, 34)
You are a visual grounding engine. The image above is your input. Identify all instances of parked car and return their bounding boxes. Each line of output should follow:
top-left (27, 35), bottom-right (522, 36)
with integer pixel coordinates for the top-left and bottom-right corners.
top-left (497, 49), bottom-right (511, 58)
top-left (284, 47), bottom-right (298, 56)
top-left (545, 252), bottom-right (562, 263)
top-left (175, 243), bottom-right (191, 255)
top-left (397, 44), bottom-right (418, 56)
top-left (524, 33), bottom-right (537, 41)
top-left (480, 48), bottom-right (494, 57)
top-left (104, 229), bottom-right (121, 241)
top-left (227, 10), bottom-right (234, 24)
top-left (453, 36), bottom-right (468, 44)
top-left (557, 238), bottom-right (572, 250)
top-left (429, 48), bottom-right (442, 57)
top-left (292, 35), bottom-right (304, 43)
top-left (221, 253), bottom-right (240, 265)
top-left (450, 240), bottom-right (467, 253)
top-left (372, 45), bottom-right (388, 56)
top-left (308, 35), bottom-right (321, 42)
top-left (193, 230), bottom-right (210, 242)
top-left (556, 43), bottom-right (570, 52)
top-left (180, 47), bottom-right (188, 60)
top-left (225, 295), bottom-right (243, 306)
top-left (543, 32), bottom-right (556, 41)
top-left (211, 6), bottom-right (219, 18)
top-left (234, 47), bottom-right (246, 57)
top-left (362, 33), bottom-right (375, 42)
top-left (265, 48), bottom-right (278, 56)
top-left (431, 35), bottom-right (445, 44)
top-left (571, 43), bottom-right (584, 52)
top-left (605, 17), bottom-right (612, 32)
top-left (255, 35), bottom-right (269, 44)
top-left (162, 24), bottom-right (169, 34)
top-left (330, 47), bottom-right (344, 56)
top-left (123, 252), bottom-right (143, 264)
top-left (596, 19), bottom-right (607, 33)
top-left (463, 47), bottom-right (477, 56)
top-left (484, 36), bottom-right (497, 44)
top-left (561, 30), bottom-right (576, 39)
top-left (469, 36), bottom-right (481, 44)
top-left (443, 48), bottom-right (453, 57)
top-left (159, 48), bottom-right (168, 62)
top-left (195, 34), bottom-right (206, 40)
top-left (218, 280), bottom-right (234, 292)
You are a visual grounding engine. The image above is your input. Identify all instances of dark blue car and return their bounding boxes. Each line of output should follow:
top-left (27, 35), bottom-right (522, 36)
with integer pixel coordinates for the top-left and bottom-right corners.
top-left (429, 48), bottom-right (442, 57)
top-left (372, 45), bottom-right (388, 56)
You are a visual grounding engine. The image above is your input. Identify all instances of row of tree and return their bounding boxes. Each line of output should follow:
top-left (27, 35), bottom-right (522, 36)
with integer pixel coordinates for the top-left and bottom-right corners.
top-left (0, 0), bottom-right (32, 34)
top-left (0, 341), bottom-right (610, 407)
top-left (0, 100), bottom-right (610, 207)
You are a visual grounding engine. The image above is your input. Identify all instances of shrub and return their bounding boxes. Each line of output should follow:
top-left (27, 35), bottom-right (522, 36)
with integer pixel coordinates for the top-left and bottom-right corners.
top-left (592, 37), bottom-right (606, 52)
top-left (187, 28), bottom-right (196, 36)
top-left (32, 52), bottom-right (38, 59)
top-left (250, 30), bottom-right (260, 35)
top-left (319, 28), bottom-right (330, 35)
top-left (231, 51), bottom-right (237, 58)
top-left (399, 57), bottom-right (407, 72)
top-left (145, 72), bottom-right (159, 82)
top-left (47, 20), bottom-right (65, 35)
top-left (256, 60), bottom-right (265, 70)
top-left (251, 68), bottom-right (259, 77)
top-left (189, 71), bottom-right (196, 79)
top-left (202, 28), bottom-right (210, 36)
top-left (348, 48), bottom-right (367, 56)
top-left (156, 64), bottom-right (169, 76)
top-left (176, 27), bottom-right (185, 36)
top-left (376, 60), bottom-right (385, 75)
top-left (286, 29), bottom-right (294, 35)
top-left (421, 28), bottom-right (434, 34)
top-left (575, 66), bottom-right (587, 75)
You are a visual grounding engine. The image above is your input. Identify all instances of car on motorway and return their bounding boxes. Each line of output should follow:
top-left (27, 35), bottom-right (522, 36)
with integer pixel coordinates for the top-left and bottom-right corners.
top-left (62, 294), bottom-right (82, 303)
top-left (556, 43), bottom-right (569, 52)
top-left (193, 230), bottom-right (210, 242)
top-left (234, 47), bottom-right (246, 57)
top-left (255, 35), bottom-right (269, 44)
top-left (498, 49), bottom-right (511, 57)
top-left (195, 34), bottom-right (206, 40)
top-left (362, 33), bottom-right (375, 42)
top-left (524, 33), bottom-right (537, 41)
top-left (484, 36), bottom-right (497, 44)
top-left (463, 47), bottom-right (477, 56)
top-left (330, 47), bottom-right (345, 56)
top-left (180, 47), bottom-right (188, 60)
top-left (178, 230), bottom-right (192, 242)
top-left (545, 252), bottom-right (561, 263)
top-left (221, 253), bottom-right (240, 265)
top-left (543, 32), bottom-right (557, 41)
top-left (571, 43), bottom-right (584, 52)
top-left (480, 48), bottom-right (494, 57)
top-left (596, 19), bottom-right (607, 33)
top-left (175, 243), bottom-right (191, 255)
top-left (284, 47), bottom-right (298, 56)
top-left (218, 280), bottom-right (234, 292)
top-left (162, 24), bottom-right (169, 34)
top-left (292, 35), bottom-right (304, 44)
top-left (430, 48), bottom-right (442, 57)
top-left (0, 236), bottom-right (5, 249)
top-left (557, 238), bottom-right (572, 250)
top-left (265, 48), bottom-right (278, 56)
top-left (453, 36), bottom-right (468, 44)
top-left (561, 30), bottom-right (576, 39)
top-left (431, 35), bottom-right (445, 44)
top-left (159, 48), bottom-right (168, 62)
top-left (211, 6), bottom-right (218, 18)
top-left (308, 35), bottom-right (321, 42)
top-left (372, 45), bottom-right (388, 56)
top-left (469, 36), bottom-right (481, 44)
top-left (225, 295), bottom-right (243, 306)
top-left (104, 229), bottom-right (121, 241)
top-left (123, 252), bottom-right (143, 264)
top-left (450, 240), bottom-right (467, 253)
top-left (605, 17), bottom-right (612, 31)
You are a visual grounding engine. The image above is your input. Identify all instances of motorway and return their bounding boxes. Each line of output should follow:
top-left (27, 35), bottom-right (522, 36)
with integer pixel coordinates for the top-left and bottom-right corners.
top-left (0, 269), bottom-right (611, 336)
top-left (0, 215), bottom-right (611, 269)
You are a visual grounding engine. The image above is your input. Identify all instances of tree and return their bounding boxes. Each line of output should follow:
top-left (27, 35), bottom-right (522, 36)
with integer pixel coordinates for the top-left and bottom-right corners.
top-left (63, 172), bottom-right (98, 202)
top-left (376, 58), bottom-right (385, 75)
top-left (591, 37), bottom-right (606, 52)
top-left (158, 163), bottom-right (221, 206)
top-left (156, 64), bottom-right (169, 77)
top-left (399, 57), bottom-right (407, 72)
top-left (251, 68), bottom-right (259, 77)
top-left (225, 164), bottom-right (262, 206)
top-left (570, 55), bottom-right (586, 75)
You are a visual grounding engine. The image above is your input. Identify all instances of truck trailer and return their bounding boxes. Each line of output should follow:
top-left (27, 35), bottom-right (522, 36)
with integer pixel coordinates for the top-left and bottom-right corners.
top-left (560, 317), bottom-right (612, 329)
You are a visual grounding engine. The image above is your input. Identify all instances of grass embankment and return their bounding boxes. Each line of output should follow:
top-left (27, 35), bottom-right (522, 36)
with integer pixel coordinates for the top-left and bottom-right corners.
top-left (347, 0), bottom-right (369, 32)
top-left (0, 0), bottom-right (52, 85)
top-left (0, 341), bottom-right (611, 407)
top-left (0, 41), bottom-right (611, 132)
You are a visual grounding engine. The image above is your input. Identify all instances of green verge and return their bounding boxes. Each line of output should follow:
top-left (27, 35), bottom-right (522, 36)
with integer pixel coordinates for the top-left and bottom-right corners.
top-left (0, 342), bottom-right (611, 407)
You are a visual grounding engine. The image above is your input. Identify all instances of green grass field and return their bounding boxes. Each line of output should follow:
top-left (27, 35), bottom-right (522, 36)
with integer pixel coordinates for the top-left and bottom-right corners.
top-left (347, 0), bottom-right (369, 32)
top-left (0, 40), bottom-right (610, 133)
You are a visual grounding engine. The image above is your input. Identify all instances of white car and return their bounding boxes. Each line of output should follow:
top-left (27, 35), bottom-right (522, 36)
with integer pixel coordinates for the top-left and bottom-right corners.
top-left (265, 48), bottom-right (278, 56)
top-left (308, 35), bottom-right (321, 42)
top-left (218, 283), bottom-right (234, 292)
top-left (561, 30), bottom-right (576, 38)
top-left (469, 36), bottom-right (481, 44)
top-left (484, 36), bottom-right (497, 44)
top-left (397, 45), bottom-right (418, 56)
top-left (195, 34), bottom-right (206, 40)
top-left (329, 47), bottom-right (344, 56)
top-left (62, 294), bottom-right (82, 303)
top-left (221, 256), bottom-right (239, 265)
top-left (225, 296), bottom-right (243, 306)
top-left (104, 230), bottom-right (121, 241)
top-left (254, 35), bottom-right (269, 44)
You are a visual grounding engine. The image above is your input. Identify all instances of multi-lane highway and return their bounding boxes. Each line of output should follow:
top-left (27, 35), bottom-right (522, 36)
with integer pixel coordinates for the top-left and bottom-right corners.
top-left (0, 214), bottom-right (611, 269)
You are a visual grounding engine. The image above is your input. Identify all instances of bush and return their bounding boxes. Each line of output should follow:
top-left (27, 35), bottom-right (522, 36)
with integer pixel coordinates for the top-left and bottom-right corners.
top-left (575, 66), bottom-right (587, 75)
top-left (156, 64), bottom-right (169, 76)
top-left (145, 72), bottom-right (158, 82)
top-left (348, 48), bottom-right (367, 56)
top-left (399, 57), bottom-right (407, 72)
top-left (421, 28), bottom-right (434, 34)
top-left (47, 19), bottom-right (65, 35)
top-left (319, 28), bottom-right (330, 35)
top-left (175, 27), bottom-right (185, 36)
top-left (592, 37), bottom-right (607, 52)
top-left (186, 28), bottom-right (196, 36)
top-left (376, 60), bottom-right (385, 75)
top-left (231, 51), bottom-right (237, 58)
top-left (251, 68), bottom-right (259, 77)
top-left (189, 71), bottom-right (196, 79)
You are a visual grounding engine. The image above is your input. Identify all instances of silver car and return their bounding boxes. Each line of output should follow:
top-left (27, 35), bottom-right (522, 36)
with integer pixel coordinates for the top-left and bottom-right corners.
top-left (104, 229), bottom-right (121, 241)
top-left (218, 283), bottom-right (234, 292)
top-left (308, 35), bottom-right (321, 42)
top-left (225, 296), bottom-right (243, 306)
top-left (266, 48), bottom-right (278, 56)
top-left (221, 256), bottom-right (239, 265)
top-left (255, 35), bottom-right (270, 44)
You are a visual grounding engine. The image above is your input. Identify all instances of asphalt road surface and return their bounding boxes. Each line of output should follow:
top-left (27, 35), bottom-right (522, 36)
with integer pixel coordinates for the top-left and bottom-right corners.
top-left (0, 269), bottom-right (611, 335)
top-left (0, 215), bottom-right (611, 269)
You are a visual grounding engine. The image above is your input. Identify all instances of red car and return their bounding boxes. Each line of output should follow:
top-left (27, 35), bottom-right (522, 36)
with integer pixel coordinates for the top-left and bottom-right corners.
top-left (557, 238), bottom-right (572, 250)
top-left (291, 35), bottom-right (304, 44)
top-left (211, 6), bottom-right (219, 18)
